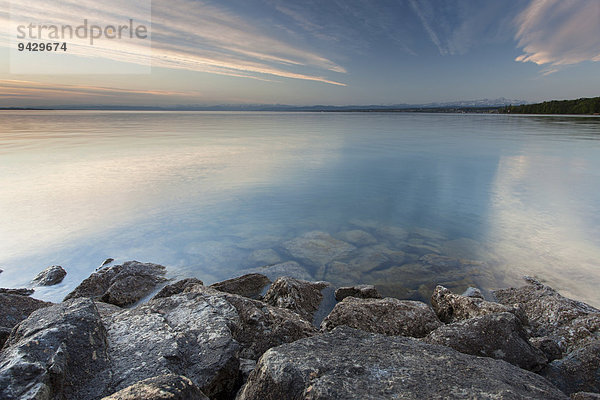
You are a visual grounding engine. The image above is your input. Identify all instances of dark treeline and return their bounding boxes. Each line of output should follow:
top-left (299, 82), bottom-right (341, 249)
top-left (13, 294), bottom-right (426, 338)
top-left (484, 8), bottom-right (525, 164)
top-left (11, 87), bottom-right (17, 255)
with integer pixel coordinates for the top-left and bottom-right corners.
top-left (501, 97), bottom-right (600, 115)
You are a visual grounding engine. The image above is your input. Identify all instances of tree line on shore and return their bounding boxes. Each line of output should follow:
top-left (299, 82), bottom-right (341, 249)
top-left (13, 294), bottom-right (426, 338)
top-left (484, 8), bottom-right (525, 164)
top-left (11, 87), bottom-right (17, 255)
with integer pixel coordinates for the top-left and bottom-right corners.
top-left (501, 97), bottom-right (600, 115)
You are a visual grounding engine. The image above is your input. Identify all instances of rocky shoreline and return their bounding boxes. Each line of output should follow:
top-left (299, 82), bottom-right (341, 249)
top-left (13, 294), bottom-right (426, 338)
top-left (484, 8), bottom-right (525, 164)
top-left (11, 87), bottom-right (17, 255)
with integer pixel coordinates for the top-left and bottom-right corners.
top-left (1, 260), bottom-right (599, 399)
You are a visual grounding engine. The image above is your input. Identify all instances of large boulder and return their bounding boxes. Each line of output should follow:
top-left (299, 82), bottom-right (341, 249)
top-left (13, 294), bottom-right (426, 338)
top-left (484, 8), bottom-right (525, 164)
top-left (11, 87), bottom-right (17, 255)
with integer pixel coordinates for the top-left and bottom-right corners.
top-left (106, 290), bottom-right (241, 399)
top-left (263, 277), bottom-right (330, 323)
top-left (64, 260), bottom-right (167, 307)
top-left (431, 285), bottom-right (520, 323)
top-left (424, 312), bottom-right (547, 371)
top-left (100, 374), bottom-right (208, 400)
top-left (210, 274), bottom-right (271, 300)
top-left (282, 231), bottom-right (355, 267)
top-left (334, 285), bottom-right (382, 301)
top-left (0, 298), bottom-right (110, 400)
top-left (541, 340), bottom-right (600, 396)
top-left (493, 277), bottom-right (600, 353)
top-left (153, 278), bottom-right (204, 299)
top-left (320, 297), bottom-right (442, 338)
top-left (236, 327), bottom-right (568, 400)
top-left (0, 293), bottom-right (52, 348)
top-left (31, 265), bottom-right (67, 286)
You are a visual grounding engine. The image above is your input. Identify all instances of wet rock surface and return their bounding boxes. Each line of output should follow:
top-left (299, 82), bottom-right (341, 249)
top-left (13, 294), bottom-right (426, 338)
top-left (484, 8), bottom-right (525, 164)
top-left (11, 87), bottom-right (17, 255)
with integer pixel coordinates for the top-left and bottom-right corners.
top-left (334, 284), bottom-right (382, 301)
top-left (0, 288), bottom-right (34, 296)
top-left (282, 231), bottom-right (355, 267)
top-left (31, 265), bottom-right (67, 286)
top-left (431, 285), bottom-right (520, 323)
top-left (263, 277), bottom-right (330, 323)
top-left (239, 261), bottom-right (313, 281)
top-left (153, 278), bottom-right (204, 299)
top-left (320, 297), bottom-right (442, 338)
top-left (210, 274), bottom-right (271, 300)
top-left (424, 311), bottom-right (547, 371)
top-left (0, 292), bottom-right (52, 348)
top-left (100, 374), bottom-right (209, 400)
top-left (236, 326), bottom-right (568, 400)
top-left (64, 260), bottom-right (167, 307)
top-left (0, 298), bottom-right (110, 400)
top-left (493, 277), bottom-right (600, 353)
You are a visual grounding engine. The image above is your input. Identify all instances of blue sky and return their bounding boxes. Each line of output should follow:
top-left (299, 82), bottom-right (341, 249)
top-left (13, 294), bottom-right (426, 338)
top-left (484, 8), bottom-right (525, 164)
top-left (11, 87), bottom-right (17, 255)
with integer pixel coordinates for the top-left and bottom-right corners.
top-left (0, 0), bottom-right (599, 106)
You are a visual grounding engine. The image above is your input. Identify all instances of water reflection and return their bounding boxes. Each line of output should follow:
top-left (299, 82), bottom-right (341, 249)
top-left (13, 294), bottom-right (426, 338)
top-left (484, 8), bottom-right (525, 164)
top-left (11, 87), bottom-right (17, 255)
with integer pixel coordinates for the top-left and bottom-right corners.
top-left (1, 111), bottom-right (599, 306)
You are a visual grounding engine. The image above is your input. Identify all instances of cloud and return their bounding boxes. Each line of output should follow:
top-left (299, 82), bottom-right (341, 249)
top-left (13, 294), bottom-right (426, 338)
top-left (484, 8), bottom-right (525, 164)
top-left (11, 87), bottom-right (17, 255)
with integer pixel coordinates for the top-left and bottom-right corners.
top-left (515, 0), bottom-right (600, 67)
top-left (1, 0), bottom-right (346, 85)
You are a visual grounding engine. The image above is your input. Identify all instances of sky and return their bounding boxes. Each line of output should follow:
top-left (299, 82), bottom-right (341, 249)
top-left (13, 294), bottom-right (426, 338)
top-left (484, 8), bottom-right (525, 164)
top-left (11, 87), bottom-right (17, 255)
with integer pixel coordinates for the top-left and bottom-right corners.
top-left (0, 0), bottom-right (599, 106)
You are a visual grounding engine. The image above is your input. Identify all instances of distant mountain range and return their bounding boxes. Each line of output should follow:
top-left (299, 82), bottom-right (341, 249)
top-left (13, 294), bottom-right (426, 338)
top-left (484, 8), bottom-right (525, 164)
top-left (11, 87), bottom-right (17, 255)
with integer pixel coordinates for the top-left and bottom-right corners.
top-left (0, 98), bottom-right (528, 112)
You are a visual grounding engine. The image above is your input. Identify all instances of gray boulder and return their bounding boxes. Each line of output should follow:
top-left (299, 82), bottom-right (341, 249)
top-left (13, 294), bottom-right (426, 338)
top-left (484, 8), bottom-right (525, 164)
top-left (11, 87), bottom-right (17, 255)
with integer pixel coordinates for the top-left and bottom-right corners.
top-left (493, 277), bottom-right (600, 353)
top-left (210, 274), bottom-right (271, 300)
top-left (64, 260), bottom-right (167, 307)
top-left (282, 231), bottom-right (355, 267)
top-left (0, 288), bottom-right (34, 296)
top-left (541, 340), bottom-right (600, 396)
top-left (263, 277), bottom-right (330, 323)
top-left (334, 284), bottom-right (382, 301)
top-left (462, 286), bottom-right (484, 299)
top-left (153, 278), bottom-right (204, 299)
top-left (530, 336), bottom-right (563, 362)
top-left (0, 293), bottom-right (52, 348)
top-left (31, 265), bottom-right (66, 286)
top-left (0, 298), bottom-right (110, 400)
top-left (320, 297), bottom-right (442, 338)
top-left (100, 374), bottom-right (208, 400)
top-left (432, 285), bottom-right (521, 323)
top-left (424, 312), bottom-right (547, 371)
top-left (571, 393), bottom-right (600, 400)
top-left (236, 326), bottom-right (568, 400)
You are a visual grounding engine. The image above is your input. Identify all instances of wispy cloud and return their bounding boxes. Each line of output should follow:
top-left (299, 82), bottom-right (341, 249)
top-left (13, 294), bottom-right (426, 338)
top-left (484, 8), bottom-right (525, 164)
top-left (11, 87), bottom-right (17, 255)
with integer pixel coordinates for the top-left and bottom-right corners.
top-left (1, 0), bottom-right (346, 85)
top-left (515, 0), bottom-right (600, 68)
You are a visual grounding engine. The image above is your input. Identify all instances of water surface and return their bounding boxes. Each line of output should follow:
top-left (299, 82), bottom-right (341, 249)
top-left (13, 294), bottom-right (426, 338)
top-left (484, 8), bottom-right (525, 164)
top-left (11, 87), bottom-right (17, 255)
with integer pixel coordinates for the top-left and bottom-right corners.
top-left (1, 111), bottom-right (599, 305)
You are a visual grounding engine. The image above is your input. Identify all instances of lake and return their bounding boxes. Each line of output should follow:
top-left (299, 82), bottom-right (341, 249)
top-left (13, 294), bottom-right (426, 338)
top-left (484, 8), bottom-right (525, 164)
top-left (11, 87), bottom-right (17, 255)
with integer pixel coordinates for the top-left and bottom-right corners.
top-left (1, 111), bottom-right (600, 306)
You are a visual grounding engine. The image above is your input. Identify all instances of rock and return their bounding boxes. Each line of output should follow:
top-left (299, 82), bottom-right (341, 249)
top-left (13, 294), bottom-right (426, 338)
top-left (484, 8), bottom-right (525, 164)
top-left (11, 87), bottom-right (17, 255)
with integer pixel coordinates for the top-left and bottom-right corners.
top-left (210, 274), bottom-right (271, 300)
top-left (0, 288), bottom-right (34, 296)
top-left (153, 278), bottom-right (204, 299)
top-left (263, 277), bottom-right (330, 323)
top-left (345, 245), bottom-right (405, 273)
top-left (424, 312), bottom-right (547, 371)
top-left (530, 336), bottom-right (563, 362)
top-left (97, 258), bottom-right (115, 271)
top-left (0, 298), bottom-right (110, 400)
top-left (571, 393), bottom-right (600, 400)
top-left (493, 277), bottom-right (600, 353)
top-left (240, 261), bottom-right (313, 281)
top-left (236, 326), bottom-right (568, 400)
top-left (411, 227), bottom-right (447, 241)
top-left (320, 297), bottom-right (442, 338)
top-left (0, 293), bottom-right (52, 347)
top-left (431, 285), bottom-right (520, 323)
top-left (336, 230), bottom-right (377, 247)
top-left (374, 225), bottom-right (409, 244)
top-left (334, 285), bottom-right (382, 301)
top-left (462, 286), bottom-right (484, 299)
top-left (282, 231), bottom-right (355, 267)
top-left (239, 359), bottom-right (257, 384)
top-left (31, 265), bottom-right (67, 286)
top-left (100, 374), bottom-right (208, 400)
top-left (106, 290), bottom-right (241, 399)
top-left (106, 285), bottom-right (316, 398)
top-left (541, 340), bottom-right (600, 396)
top-left (64, 260), bottom-right (167, 307)
top-left (248, 249), bottom-right (282, 266)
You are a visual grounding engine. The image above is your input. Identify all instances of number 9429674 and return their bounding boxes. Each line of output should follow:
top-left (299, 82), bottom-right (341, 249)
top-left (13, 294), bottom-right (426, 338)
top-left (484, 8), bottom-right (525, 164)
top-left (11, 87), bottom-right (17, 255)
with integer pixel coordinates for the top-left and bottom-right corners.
top-left (18, 42), bottom-right (67, 51)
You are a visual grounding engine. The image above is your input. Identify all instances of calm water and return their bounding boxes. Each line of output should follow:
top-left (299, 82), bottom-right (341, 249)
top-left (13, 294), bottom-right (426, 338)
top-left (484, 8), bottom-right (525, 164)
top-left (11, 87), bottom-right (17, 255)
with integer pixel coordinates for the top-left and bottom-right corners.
top-left (1, 111), bottom-right (600, 306)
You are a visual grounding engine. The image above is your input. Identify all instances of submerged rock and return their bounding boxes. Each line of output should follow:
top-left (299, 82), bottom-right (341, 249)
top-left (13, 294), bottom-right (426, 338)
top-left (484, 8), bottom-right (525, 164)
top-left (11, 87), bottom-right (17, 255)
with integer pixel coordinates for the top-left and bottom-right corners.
top-left (0, 298), bottom-right (110, 400)
top-left (320, 297), bottom-right (441, 338)
top-left (31, 265), bottom-right (66, 286)
top-left (210, 274), bottom-right (271, 300)
top-left (263, 277), bottom-right (330, 323)
top-left (431, 285), bottom-right (520, 323)
top-left (334, 284), bottom-right (382, 301)
top-left (240, 261), bottom-right (313, 281)
top-left (236, 326), bottom-right (568, 400)
top-left (100, 374), bottom-right (208, 400)
top-left (248, 249), bottom-right (282, 266)
top-left (493, 276), bottom-right (600, 353)
top-left (424, 312), bottom-right (547, 371)
top-left (541, 340), bottom-right (600, 396)
top-left (282, 231), bottom-right (355, 267)
top-left (64, 260), bottom-right (167, 307)
top-left (336, 229), bottom-right (377, 247)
